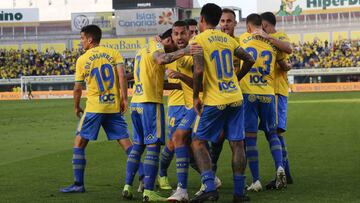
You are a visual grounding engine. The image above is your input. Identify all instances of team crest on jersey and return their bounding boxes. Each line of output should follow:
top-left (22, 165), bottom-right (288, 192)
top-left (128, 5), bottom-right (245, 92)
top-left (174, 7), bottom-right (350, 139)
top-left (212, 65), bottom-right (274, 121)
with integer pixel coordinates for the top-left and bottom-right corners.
top-left (134, 83), bottom-right (144, 95)
top-left (180, 119), bottom-right (188, 125)
top-left (248, 94), bottom-right (257, 103)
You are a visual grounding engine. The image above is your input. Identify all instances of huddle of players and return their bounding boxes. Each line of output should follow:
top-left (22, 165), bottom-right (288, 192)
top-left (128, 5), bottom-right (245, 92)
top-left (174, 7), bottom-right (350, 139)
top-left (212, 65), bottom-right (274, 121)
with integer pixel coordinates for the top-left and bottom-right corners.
top-left (60, 3), bottom-right (293, 203)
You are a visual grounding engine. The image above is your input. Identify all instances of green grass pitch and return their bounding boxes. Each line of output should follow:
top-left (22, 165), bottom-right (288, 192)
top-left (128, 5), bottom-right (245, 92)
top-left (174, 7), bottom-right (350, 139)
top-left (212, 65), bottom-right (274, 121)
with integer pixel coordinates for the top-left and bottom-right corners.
top-left (0, 92), bottom-right (359, 202)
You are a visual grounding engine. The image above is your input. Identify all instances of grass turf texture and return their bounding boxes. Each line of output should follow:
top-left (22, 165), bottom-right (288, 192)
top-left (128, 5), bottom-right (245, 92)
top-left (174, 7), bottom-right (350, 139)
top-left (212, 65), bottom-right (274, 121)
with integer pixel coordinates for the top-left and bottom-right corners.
top-left (0, 92), bottom-right (359, 202)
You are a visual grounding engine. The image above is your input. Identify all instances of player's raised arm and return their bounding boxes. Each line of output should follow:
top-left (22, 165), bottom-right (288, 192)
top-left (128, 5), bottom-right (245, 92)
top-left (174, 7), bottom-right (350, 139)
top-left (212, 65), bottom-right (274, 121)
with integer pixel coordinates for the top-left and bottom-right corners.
top-left (277, 59), bottom-right (291, 71)
top-left (116, 63), bottom-right (128, 113)
top-left (167, 69), bottom-right (194, 89)
top-left (153, 44), bottom-right (202, 65)
top-left (163, 81), bottom-right (182, 90)
top-left (234, 46), bottom-right (255, 81)
top-left (192, 52), bottom-right (204, 115)
top-left (252, 29), bottom-right (293, 54)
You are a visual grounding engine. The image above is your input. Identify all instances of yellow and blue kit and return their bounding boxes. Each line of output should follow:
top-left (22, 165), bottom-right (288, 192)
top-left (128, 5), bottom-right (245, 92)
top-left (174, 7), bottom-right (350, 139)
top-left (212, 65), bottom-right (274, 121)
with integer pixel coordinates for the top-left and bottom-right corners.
top-left (130, 42), bottom-right (165, 145)
top-left (239, 32), bottom-right (284, 134)
top-left (190, 29), bottom-right (245, 142)
top-left (271, 31), bottom-right (290, 132)
top-left (166, 60), bottom-right (187, 139)
top-left (75, 46), bottom-right (129, 140)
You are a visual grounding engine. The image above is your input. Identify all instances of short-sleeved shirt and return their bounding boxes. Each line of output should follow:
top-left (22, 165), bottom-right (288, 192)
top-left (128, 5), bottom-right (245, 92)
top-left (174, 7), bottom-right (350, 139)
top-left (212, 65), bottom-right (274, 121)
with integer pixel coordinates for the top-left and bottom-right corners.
top-left (166, 61), bottom-right (185, 106)
top-left (190, 29), bottom-right (243, 106)
top-left (270, 31), bottom-right (290, 97)
top-left (239, 32), bottom-right (284, 95)
top-left (131, 41), bottom-right (165, 104)
top-left (75, 46), bottom-right (124, 113)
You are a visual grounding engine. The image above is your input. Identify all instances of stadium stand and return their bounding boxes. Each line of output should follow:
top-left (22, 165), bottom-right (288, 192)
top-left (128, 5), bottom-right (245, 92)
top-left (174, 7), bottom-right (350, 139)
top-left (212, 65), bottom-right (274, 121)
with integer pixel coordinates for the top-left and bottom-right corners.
top-left (290, 40), bottom-right (360, 69)
top-left (1, 39), bottom-right (359, 79)
top-left (0, 48), bottom-right (135, 79)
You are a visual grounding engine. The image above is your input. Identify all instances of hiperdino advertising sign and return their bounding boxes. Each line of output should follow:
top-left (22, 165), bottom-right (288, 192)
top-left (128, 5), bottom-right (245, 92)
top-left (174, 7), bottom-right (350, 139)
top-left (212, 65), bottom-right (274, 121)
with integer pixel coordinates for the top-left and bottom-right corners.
top-left (0, 8), bottom-right (39, 23)
top-left (257, 0), bottom-right (360, 16)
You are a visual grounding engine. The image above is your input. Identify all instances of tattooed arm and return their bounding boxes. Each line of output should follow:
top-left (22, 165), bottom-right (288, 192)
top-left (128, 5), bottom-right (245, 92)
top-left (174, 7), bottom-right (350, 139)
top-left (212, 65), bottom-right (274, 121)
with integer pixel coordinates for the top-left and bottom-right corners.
top-left (234, 46), bottom-right (255, 81)
top-left (153, 44), bottom-right (203, 65)
top-left (153, 47), bottom-right (189, 65)
top-left (193, 52), bottom-right (204, 115)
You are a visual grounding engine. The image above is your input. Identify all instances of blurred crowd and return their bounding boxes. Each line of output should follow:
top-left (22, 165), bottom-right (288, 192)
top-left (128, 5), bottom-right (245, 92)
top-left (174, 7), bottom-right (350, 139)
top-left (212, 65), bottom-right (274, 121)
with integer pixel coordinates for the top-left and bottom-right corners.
top-left (1, 39), bottom-right (360, 79)
top-left (0, 49), bottom-right (81, 79)
top-left (289, 40), bottom-right (360, 68)
top-left (0, 48), bottom-right (135, 79)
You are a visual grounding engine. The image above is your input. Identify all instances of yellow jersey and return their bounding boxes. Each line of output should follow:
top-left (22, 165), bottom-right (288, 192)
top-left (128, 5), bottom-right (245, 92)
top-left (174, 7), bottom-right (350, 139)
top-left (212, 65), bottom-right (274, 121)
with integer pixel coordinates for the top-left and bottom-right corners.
top-left (166, 61), bottom-right (185, 106)
top-left (239, 32), bottom-right (283, 95)
top-left (176, 56), bottom-right (196, 108)
top-left (190, 29), bottom-right (243, 105)
top-left (233, 36), bottom-right (241, 74)
top-left (75, 46), bottom-right (124, 113)
top-left (270, 31), bottom-right (290, 97)
top-left (131, 42), bottom-right (165, 104)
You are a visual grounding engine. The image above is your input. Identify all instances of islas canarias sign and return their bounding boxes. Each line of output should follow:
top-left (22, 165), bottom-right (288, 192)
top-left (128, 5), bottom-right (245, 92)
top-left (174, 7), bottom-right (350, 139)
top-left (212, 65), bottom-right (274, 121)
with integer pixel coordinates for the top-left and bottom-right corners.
top-left (257, 0), bottom-right (360, 16)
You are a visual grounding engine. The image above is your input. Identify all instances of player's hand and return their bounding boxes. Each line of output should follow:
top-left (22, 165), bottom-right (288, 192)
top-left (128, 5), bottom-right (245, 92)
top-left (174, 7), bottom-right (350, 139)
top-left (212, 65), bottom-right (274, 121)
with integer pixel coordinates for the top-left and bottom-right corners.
top-left (186, 43), bottom-right (203, 56)
top-left (193, 97), bottom-right (203, 116)
top-left (75, 107), bottom-right (84, 119)
top-left (154, 35), bottom-right (161, 43)
top-left (252, 29), bottom-right (270, 40)
top-left (120, 98), bottom-right (128, 114)
top-left (167, 69), bottom-right (181, 79)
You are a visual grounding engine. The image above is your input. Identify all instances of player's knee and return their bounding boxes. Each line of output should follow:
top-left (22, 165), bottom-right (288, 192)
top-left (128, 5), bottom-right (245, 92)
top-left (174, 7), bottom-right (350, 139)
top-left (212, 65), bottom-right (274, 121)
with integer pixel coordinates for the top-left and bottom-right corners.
top-left (218, 130), bottom-right (225, 141)
top-left (230, 141), bottom-right (245, 153)
top-left (117, 138), bottom-right (132, 151)
top-left (166, 140), bottom-right (175, 151)
top-left (74, 136), bottom-right (88, 148)
top-left (172, 130), bottom-right (189, 147)
top-left (191, 139), bottom-right (206, 150)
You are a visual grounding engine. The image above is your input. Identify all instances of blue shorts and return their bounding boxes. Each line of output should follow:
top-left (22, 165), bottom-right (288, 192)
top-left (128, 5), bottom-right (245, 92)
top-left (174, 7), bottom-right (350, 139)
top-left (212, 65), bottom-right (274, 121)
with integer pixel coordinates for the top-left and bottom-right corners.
top-left (243, 94), bottom-right (277, 134)
top-left (130, 103), bottom-right (165, 145)
top-left (193, 101), bottom-right (245, 143)
top-left (276, 94), bottom-right (288, 132)
top-left (76, 112), bottom-right (129, 141)
top-left (177, 107), bottom-right (197, 131)
top-left (167, 106), bottom-right (187, 139)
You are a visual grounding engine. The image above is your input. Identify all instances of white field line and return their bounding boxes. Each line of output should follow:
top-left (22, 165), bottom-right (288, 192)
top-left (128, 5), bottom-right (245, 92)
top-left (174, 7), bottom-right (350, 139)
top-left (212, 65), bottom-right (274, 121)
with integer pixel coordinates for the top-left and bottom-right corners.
top-left (289, 98), bottom-right (360, 104)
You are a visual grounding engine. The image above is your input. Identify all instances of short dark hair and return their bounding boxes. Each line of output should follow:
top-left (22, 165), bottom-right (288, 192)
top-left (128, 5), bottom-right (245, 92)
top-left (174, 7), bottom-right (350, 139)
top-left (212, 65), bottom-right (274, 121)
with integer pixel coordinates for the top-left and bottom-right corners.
top-left (246, 13), bottom-right (262, 26)
top-left (184, 18), bottom-right (198, 26)
top-left (200, 3), bottom-right (222, 26)
top-left (173, 20), bottom-right (189, 29)
top-left (260, 12), bottom-right (276, 26)
top-left (222, 8), bottom-right (236, 19)
top-left (159, 28), bottom-right (172, 39)
top-left (80, 24), bottom-right (102, 43)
